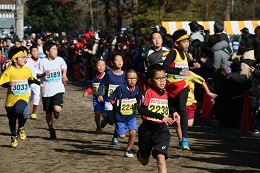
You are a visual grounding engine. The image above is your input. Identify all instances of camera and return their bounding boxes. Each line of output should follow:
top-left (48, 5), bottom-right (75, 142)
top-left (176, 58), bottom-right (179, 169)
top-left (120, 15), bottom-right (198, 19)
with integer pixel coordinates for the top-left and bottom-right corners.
top-left (151, 26), bottom-right (159, 30)
top-left (199, 29), bottom-right (210, 35)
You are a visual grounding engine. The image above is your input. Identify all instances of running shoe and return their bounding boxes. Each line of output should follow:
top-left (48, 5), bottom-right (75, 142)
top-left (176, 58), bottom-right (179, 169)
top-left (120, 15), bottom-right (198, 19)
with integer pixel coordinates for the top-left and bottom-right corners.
top-left (252, 133), bottom-right (260, 138)
top-left (49, 129), bottom-right (57, 140)
top-left (247, 128), bottom-right (259, 135)
top-left (124, 150), bottom-right (134, 158)
top-left (178, 141), bottom-right (182, 149)
top-left (137, 150), bottom-right (140, 162)
top-left (111, 137), bottom-right (120, 145)
top-left (30, 113), bottom-right (37, 120)
top-left (95, 126), bottom-right (102, 133)
top-left (180, 138), bottom-right (190, 150)
top-left (11, 136), bottom-right (18, 148)
top-left (18, 127), bottom-right (26, 140)
top-left (100, 118), bottom-right (108, 128)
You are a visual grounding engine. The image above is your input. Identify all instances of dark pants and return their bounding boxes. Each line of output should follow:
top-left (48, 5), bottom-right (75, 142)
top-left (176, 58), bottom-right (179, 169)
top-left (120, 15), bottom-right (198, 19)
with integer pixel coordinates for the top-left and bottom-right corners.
top-left (169, 88), bottom-right (189, 138)
top-left (105, 110), bottom-right (118, 138)
top-left (5, 100), bottom-right (27, 136)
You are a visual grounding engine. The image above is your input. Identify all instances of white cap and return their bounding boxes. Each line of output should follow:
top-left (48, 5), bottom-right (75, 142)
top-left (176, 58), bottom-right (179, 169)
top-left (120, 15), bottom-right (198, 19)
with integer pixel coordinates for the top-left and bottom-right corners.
top-left (95, 33), bottom-right (100, 40)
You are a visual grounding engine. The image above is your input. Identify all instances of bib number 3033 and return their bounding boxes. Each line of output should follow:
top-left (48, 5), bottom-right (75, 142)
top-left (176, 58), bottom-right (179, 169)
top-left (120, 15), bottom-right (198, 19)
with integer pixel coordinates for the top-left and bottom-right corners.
top-left (11, 80), bottom-right (29, 95)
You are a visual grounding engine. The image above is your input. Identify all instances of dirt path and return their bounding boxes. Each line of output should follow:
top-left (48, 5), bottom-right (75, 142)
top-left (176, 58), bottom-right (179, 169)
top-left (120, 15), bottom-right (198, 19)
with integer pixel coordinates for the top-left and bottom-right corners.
top-left (0, 78), bottom-right (259, 173)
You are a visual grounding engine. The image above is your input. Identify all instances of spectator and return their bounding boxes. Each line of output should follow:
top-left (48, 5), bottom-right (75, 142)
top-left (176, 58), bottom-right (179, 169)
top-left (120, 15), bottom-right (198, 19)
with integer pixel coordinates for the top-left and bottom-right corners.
top-left (231, 34), bottom-right (255, 84)
top-left (189, 21), bottom-right (204, 42)
top-left (213, 21), bottom-right (232, 54)
top-left (254, 25), bottom-right (260, 38)
top-left (232, 36), bottom-right (240, 54)
top-left (248, 37), bottom-right (260, 137)
top-left (200, 34), bottom-right (231, 73)
top-left (10, 25), bottom-right (14, 35)
top-left (240, 27), bottom-right (251, 42)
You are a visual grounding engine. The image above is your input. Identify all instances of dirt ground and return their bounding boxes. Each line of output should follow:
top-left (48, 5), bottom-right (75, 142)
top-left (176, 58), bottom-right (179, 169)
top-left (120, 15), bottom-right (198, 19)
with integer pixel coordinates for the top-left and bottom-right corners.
top-left (0, 78), bottom-right (260, 173)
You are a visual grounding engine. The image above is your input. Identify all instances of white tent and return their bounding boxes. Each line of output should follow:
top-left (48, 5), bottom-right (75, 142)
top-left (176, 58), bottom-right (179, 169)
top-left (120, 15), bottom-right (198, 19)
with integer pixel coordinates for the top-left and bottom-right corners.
top-left (162, 20), bottom-right (260, 35)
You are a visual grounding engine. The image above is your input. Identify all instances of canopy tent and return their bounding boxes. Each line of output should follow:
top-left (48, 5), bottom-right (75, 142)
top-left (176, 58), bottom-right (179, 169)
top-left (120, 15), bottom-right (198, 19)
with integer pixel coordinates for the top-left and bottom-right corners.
top-left (162, 20), bottom-right (260, 35)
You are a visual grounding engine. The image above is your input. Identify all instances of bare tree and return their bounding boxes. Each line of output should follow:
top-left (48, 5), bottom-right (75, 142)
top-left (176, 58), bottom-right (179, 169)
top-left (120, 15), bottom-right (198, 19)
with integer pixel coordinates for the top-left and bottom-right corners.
top-left (225, 0), bottom-right (231, 20)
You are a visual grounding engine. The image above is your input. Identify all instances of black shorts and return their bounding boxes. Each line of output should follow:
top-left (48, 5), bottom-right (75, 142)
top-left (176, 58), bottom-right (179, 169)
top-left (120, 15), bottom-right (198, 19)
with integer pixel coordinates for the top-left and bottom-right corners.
top-left (42, 93), bottom-right (64, 113)
top-left (138, 121), bottom-right (171, 160)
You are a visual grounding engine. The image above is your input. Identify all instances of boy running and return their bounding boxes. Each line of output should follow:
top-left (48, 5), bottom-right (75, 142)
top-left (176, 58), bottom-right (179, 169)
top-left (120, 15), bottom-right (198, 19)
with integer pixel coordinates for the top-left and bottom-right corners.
top-left (83, 59), bottom-right (107, 132)
top-left (37, 41), bottom-right (68, 139)
top-left (109, 69), bottom-right (142, 157)
top-left (0, 47), bottom-right (44, 147)
top-left (25, 45), bottom-right (41, 119)
top-left (138, 64), bottom-right (179, 173)
top-left (98, 53), bottom-right (126, 145)
top-left (163, 29), bottom-right (200, 150)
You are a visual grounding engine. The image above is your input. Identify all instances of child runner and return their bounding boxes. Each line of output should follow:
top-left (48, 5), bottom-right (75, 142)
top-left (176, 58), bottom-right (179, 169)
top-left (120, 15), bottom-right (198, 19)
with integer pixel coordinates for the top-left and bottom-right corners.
top-left (83, 59), bottom-right (107, 133)
top-left (186, 71), bottom-right (217, 127)
top-left (163, 29), bottom-right (199, 150)
top-left (37, 41), bottom-right (68, 140)
top-left (0, 47), bottom-right (44, 147)
top-left (109, 69), bottom-right (142, 157)
top-left (98, 53), bottom-right (126, 145)
top-left (137, 64), bottom-right (179, 173)
top-left (25, 45), bottom-right (41, 119)
top-left (19, 46), bottom-right (31, 124)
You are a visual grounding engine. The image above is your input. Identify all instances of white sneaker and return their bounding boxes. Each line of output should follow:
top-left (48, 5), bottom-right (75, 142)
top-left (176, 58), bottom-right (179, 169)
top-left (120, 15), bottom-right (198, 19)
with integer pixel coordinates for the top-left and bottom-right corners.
top-left (247, 128), bottom-right (259, 135)
top-left (124, 150), bottom-right (134, 158)
top-left (252, 133), bottom-right (260, 138)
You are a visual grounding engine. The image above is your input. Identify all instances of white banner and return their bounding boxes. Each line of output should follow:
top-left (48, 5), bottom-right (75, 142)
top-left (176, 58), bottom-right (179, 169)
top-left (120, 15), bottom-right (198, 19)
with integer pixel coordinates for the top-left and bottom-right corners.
top-left (162, 21), bottom-right (260, 35)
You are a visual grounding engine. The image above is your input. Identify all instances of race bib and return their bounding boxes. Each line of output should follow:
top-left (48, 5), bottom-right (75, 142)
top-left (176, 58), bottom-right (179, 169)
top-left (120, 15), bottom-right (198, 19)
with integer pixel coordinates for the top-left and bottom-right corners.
top-left (120, 98), bottom-right (137, 115)
top-left (108, 84), bottom-right (118, 97)
top-left (45, 69), bottom-right (62, 82)
top-left (38, 52), bottom-right (45, 59)
top-left (174, 62), bottom-right (189, 79)
top-left (147, 98), bottom-right (169, 121)
top-left (11, 80), bottom-right (29, 95)
top-left (92, 83), bottom-right (105, 96)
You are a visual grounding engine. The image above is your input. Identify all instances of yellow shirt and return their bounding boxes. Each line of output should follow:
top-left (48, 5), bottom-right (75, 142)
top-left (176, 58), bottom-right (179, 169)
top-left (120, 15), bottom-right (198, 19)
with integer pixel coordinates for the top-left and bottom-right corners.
top-left (186, 71), bottom-right (205, 106)
top-left (0, 66), bottom-right (34, 107)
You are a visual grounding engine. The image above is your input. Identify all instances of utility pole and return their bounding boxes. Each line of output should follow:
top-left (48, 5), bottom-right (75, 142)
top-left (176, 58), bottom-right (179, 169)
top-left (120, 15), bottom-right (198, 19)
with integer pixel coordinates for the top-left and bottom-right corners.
top-left (225, 0), bottom-right (231, 21)
top-left (231, 0), bottom-right (234, 20)
top-left (16, 0), bottom-right (24, 39)
top-left (84, 0), bottom-right (94, 32)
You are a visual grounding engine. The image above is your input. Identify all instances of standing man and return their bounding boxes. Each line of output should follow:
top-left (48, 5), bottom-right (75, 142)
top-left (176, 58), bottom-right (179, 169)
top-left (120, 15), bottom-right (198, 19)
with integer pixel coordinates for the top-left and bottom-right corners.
top-left (213, 21), bottom-right (232, 54)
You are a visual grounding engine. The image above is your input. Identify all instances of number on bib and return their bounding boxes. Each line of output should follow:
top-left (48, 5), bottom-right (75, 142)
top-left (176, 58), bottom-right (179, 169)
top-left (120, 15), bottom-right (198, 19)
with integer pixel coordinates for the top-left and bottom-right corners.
top-left (120, 98), bottom-right (137, 115)
top-left (11, 81), bottom-right (29, 95)
top-left (147, 98), bottom-right (169, 121)
top-left (108, 84), bottom-right (118, 97)
top-left (45, 70), bottom-right (62, 82)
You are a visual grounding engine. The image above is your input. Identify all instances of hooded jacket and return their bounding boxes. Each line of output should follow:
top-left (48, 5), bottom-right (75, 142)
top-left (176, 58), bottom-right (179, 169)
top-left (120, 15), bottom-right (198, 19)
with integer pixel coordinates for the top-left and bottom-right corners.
top-left (231, 50), bottom-right (255, 83)
top-left (205, 40), bottom-right (231, 73)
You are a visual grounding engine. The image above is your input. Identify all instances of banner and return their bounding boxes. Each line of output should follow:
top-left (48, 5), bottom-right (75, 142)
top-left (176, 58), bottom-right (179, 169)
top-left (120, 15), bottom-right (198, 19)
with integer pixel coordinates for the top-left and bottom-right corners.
top-left (162, 21), bottom-right (260, 35)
